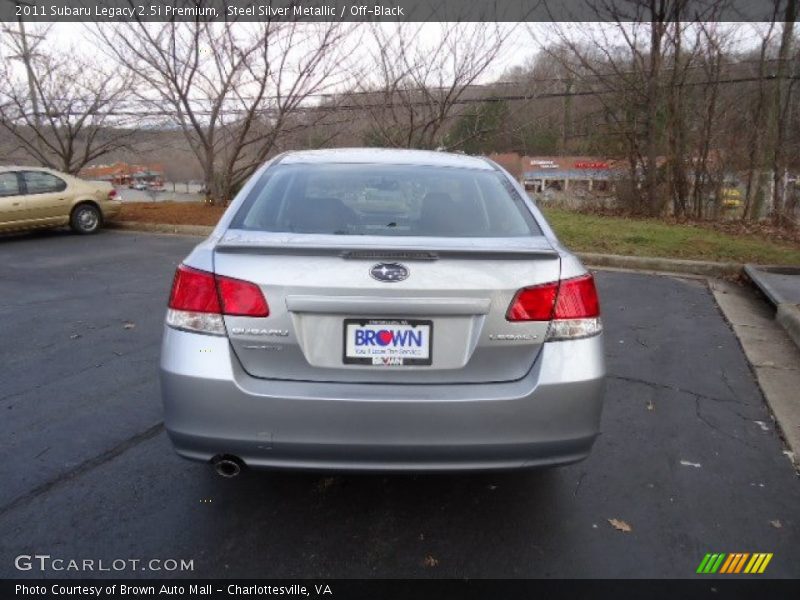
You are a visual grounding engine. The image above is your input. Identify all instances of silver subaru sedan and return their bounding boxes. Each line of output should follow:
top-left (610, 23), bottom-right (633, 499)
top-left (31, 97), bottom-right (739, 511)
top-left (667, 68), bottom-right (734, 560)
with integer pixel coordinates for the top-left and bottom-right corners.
top-left (160, 149), bottom-right (605, 477)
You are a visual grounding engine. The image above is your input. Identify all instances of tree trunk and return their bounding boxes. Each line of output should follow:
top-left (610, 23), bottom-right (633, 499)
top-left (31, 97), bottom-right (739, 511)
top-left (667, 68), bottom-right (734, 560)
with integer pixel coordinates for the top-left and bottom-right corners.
top-left (770, 0), bottom-right (797, 225)
top-left (644, 13), bottom-right (666, 216)
top-left (561, 78), bottom-right (573, 154)
top-left (666, 20), bottom-right (689, 217)
top-left (741, 21), bottom-right (778, 222)
top-left (203, 153), bottom-right (216, 206)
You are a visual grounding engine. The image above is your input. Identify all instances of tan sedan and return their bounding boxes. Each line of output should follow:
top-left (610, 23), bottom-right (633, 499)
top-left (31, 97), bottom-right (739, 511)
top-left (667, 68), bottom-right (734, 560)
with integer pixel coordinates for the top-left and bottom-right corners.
top-left (0, 166), bottom-right (122, 234)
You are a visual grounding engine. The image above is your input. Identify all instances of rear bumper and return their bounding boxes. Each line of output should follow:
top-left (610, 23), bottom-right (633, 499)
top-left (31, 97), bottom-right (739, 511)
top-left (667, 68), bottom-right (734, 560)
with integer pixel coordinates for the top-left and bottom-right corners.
top-left (101, 200), bottom-right (122, 220)
top-left (160, 327), bottom-right (605, 472)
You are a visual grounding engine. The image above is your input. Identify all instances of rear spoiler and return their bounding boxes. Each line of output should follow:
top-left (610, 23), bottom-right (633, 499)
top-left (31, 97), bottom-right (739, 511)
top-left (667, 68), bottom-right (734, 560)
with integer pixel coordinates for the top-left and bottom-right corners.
top-left (215, 232), bottom-right (560, 261)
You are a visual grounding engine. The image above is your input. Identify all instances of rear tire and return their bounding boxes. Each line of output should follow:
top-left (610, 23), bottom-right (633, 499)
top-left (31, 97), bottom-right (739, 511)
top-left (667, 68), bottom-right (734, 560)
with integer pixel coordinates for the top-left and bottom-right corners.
top-left (70, 203), bottom-right (102, 234)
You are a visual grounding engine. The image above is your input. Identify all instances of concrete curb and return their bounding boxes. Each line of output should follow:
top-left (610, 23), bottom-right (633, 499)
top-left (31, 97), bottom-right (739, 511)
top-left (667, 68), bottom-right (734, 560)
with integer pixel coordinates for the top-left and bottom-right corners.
top-left (711, 280), bottom-right (800, 466)
top-left (578, 251), bottom-right (742, 278)
top-left (743, 264), bottom-right (800, 354)
top-left (109, 221), bottom-right (213, 236)
top-left (777, 304), bottom-right (800, 351)
top-left (743, 264), bottom-right (800, 306)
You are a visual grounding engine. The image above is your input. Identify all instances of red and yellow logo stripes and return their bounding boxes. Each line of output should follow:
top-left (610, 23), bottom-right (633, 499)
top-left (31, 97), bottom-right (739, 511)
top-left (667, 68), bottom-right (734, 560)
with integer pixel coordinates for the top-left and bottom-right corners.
top-left (697, 552), bottom-right (773, 574)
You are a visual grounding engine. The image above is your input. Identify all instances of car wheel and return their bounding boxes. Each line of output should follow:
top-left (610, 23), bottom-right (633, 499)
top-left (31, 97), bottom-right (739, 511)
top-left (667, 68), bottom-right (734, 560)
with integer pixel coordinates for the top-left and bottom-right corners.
top-left (70, 204), bottom-right (102, 234)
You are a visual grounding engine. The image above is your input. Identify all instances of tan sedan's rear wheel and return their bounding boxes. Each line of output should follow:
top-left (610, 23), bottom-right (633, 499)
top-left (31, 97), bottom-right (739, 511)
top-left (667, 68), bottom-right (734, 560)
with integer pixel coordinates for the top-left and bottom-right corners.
top-left (70, 203), bottom-right (101, 234)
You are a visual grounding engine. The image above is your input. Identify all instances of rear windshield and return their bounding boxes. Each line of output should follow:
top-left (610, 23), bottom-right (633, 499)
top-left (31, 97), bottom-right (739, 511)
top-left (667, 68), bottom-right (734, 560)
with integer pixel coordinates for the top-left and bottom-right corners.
top-left (229, 163), bottom-right (541, 237)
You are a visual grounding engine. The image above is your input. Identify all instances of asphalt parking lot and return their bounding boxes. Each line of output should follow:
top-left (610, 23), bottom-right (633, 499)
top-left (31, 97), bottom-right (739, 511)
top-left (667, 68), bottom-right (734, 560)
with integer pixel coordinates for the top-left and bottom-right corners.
top-left (1, 230), bottom-right (798, 579)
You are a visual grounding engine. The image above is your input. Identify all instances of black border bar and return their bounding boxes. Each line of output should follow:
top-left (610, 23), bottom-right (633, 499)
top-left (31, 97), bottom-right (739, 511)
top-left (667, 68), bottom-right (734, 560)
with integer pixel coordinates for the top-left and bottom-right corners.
top-left (1, 0), bottom-right (791, 22)
top-left (4, 579), bottom-right (800, 600)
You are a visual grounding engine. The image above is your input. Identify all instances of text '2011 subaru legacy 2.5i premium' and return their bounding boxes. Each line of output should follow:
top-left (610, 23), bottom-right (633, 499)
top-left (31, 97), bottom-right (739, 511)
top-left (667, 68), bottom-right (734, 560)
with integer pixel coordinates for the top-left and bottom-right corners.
top-left (160, 149), bottom-right (605, 477)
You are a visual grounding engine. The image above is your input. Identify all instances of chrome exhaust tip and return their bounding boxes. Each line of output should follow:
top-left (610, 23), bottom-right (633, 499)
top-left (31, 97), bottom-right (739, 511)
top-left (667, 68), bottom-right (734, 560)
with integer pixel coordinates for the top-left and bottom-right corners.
top-left (212, 455), bottom-right (244, 478)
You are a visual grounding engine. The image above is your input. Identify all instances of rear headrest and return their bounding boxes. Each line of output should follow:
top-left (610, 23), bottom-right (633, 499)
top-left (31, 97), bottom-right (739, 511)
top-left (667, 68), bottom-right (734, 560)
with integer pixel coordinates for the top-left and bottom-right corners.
top-left (285, 196), bottom-right (355, 233)
top-left (423, 191), bottom-right (489, 235)
top-left (419, 192), bottom-right (454, 233)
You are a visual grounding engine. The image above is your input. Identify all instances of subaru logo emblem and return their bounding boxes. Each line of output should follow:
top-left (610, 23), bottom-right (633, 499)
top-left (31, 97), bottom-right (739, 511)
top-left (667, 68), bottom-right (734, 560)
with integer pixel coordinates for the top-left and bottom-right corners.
top-left (370, 263), bottom-right (409, 283)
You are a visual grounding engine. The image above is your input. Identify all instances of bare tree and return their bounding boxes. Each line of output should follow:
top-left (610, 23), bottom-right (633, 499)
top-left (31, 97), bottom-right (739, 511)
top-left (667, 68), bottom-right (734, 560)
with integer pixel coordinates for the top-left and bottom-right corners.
top-left (539, 2), bottom-right (752, 217)
top-left (0, 23), bottom-right (134, 174)
top-left (98, 20), bottom-right (353, 204)
top-left (740, 21), bottom-right (780, 221)
top-left (684, 20), bottom-right (738, 220)
top-left (355, 23), bottom-right (511, 150)
top-left (542, 18), bottom-right (659, 214)
top-left (769, 0), bottom-right (797, 224)
top-left (664, 11), bottom-right (692, 217)
top-left (642, 2), bottom-right (669, 216)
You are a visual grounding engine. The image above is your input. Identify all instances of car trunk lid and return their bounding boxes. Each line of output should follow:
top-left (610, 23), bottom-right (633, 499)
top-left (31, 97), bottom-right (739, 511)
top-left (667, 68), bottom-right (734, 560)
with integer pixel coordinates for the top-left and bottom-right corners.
top-left (214, 230), bottom-right (560, 384)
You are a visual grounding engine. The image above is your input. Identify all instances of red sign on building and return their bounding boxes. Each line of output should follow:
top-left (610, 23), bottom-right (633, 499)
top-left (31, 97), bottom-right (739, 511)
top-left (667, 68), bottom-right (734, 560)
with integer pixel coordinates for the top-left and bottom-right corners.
top-left (574, 161), bottom-right (609, 169)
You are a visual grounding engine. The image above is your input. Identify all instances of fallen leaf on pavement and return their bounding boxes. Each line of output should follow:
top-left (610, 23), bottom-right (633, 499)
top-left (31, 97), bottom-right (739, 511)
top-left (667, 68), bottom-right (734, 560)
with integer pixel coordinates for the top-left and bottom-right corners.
top-left (608, 518), bottom-right (632, 533)
top-left (423, 554), bottom-right (439, 567)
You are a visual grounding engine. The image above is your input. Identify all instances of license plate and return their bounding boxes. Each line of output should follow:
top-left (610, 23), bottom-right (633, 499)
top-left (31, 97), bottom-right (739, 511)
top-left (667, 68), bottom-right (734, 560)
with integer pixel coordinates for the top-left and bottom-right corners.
top-left (343, 319), bottom-right (433, 366)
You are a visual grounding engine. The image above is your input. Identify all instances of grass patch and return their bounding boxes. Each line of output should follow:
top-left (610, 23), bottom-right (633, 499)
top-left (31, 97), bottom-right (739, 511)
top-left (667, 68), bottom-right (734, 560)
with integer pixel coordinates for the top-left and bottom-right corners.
top-left (541, 207), bottom-right (800, 265)
top-left (120, 201), bottom-right (225, 226)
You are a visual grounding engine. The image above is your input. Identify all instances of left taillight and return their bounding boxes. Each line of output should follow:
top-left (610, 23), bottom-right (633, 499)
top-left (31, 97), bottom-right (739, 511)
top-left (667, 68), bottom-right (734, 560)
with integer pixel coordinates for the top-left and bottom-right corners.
top-left (216, 275), bottom-right (269, 317)
top-left (107, 189), bottom-right (117, 199)
top-left (166, 265), bottom-right (268, 335)
top-left (168, 265), bottom-right (221, 313)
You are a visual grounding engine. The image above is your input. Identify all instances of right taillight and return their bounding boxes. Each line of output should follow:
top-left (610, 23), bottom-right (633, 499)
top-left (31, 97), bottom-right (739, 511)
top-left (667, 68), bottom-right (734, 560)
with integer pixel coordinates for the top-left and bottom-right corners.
top-left (166, 264), bottom-right (268, 335)
top-left (553, 273), bottom-right (600, 319)
top-left (507, 273), bottom-right (602, 341)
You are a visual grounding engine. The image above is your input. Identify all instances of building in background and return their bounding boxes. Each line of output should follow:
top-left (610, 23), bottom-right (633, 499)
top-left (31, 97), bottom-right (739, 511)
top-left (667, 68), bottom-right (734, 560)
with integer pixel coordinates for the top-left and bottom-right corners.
top-left (485, 153), bottom-right (621, 194)
top-left (521, 156), bottom-right (620, 193)
top-left (80, 162), bottom-right (164, 187)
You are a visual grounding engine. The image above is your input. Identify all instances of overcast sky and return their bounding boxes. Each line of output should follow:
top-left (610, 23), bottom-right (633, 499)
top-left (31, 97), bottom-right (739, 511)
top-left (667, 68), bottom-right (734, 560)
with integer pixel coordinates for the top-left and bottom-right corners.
top-left (3, 21), bottom-right (775, 93)
top-left (6, 22), bottom-right (545, 83)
